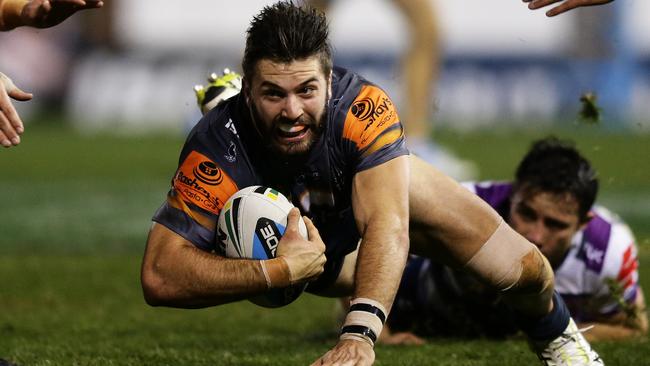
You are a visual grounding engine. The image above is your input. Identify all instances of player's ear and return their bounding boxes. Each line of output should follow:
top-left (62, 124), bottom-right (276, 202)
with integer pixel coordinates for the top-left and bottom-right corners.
top-left (579, 210), bottom-right (595, 229)
top-left (242, 78), bottom-right (251, 103)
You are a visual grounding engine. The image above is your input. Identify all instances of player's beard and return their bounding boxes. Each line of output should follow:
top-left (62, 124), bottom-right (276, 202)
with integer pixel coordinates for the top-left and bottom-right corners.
top-left (250, 100), bottom-right (328, 160)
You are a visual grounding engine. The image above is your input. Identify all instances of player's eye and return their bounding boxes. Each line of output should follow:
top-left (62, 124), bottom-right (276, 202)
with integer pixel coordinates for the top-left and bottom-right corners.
top-left (516, 205), bottom-right (536, 221)
top-left (545, 219), bottom-right (569, 231)
top-left (299, 86), bottom-right (316, 96)
top-left (263, 89), bottom-right (285, 99)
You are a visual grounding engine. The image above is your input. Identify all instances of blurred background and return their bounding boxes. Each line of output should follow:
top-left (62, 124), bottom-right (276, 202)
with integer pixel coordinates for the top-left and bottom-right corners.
top-left (1, 0), bottom-right (649, 131)
top-left (1, 2), bottom-right (649, 364)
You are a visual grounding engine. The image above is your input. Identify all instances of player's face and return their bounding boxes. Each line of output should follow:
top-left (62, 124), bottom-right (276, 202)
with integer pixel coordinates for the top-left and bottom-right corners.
top-left (508, 187), bottom-right (584, 268)
top-left (246, 56), bottom-right (331, 157)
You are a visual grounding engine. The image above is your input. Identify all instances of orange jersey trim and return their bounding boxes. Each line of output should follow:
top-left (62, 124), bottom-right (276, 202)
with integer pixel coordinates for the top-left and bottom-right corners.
top-left (343, 85), bottom-right (401, 151)
top-left (172, 151), bottom-right (238, 215)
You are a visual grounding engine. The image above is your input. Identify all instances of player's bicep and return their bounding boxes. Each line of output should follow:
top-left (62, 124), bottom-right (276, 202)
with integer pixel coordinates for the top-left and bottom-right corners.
top-left (154, 150), bottom-right (239, 251)
top-left (351, 155), bottom-right (410, 234)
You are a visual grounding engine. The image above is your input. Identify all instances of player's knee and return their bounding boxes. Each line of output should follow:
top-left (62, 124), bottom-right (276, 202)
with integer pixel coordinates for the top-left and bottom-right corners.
top-left (508, 248), bottom-right (554, 296)
top-left (463, 220), bottom-right (553, 295)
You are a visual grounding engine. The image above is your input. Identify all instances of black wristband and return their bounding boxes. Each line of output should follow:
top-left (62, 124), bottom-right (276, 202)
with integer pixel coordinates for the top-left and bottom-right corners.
top-left (349, 303), bottom-right (387, 324)
top-left (340, 325), bottom-right (378, 343)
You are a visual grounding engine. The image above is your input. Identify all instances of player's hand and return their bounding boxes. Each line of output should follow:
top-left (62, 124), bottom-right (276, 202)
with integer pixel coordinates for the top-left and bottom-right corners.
top-left (20, 0), bottom-right (103, 29)
top-left (523, 0), bottom-right (614, 17)
top-left (0, 72), bottom-right (32, 148)
top-left (276, 208), bottom-right (326, 284)
top-left (377, 331), bottom-right (425, 346)
top-left (310, 339), bottom-right (375, 366)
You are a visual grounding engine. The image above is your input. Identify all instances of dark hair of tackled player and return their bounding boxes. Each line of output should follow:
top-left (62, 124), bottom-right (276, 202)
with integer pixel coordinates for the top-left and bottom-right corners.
top-left (514, 136), bottom-right (599, 222)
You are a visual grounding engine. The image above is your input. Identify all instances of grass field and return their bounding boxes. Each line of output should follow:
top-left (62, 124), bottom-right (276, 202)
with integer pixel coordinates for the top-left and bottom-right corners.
top-left (1, 122), bottom-right (648, 365)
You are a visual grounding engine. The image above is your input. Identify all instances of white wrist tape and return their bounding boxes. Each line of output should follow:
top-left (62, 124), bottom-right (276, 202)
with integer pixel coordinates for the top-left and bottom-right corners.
top-left (340, 298), bottom-right (387, 347)
top-left (259, 258), bottom-right (290, 289)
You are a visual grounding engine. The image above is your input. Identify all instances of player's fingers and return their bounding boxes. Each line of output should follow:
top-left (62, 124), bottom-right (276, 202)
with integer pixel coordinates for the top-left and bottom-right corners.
top-left (84, 0), bottom-right (103, 8)
top-left (285, 207), bottom-right (301, 231)
top-left (527, 0), bottom-right (562, 10)
top-left (42, 0), bottom-right (53, 12)
top-left (0, 127), bottom-right (12, 148)
top-left (0, 91), bottom-right (24, 136)
top-left (0, 113), bottom-right (20, 147)
top-left (545, 2), bottom-right (581, 16)
top-left (303, 216), bottom-right (324, 248)
top-left (51, 0), bottom-right (86, 6)
top-left (546, 0), bottom-right (613, 16)
top-left (8, 88), bottom-right (33, 102)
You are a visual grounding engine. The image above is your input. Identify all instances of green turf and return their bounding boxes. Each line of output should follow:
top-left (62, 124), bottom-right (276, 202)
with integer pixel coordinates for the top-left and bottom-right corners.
top-left (0, 123), bottom-right (648, 365)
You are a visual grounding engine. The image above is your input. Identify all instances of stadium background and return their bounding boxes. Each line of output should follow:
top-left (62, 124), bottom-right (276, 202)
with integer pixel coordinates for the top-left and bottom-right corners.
top-left (0, 1), bottom-right (648, 365)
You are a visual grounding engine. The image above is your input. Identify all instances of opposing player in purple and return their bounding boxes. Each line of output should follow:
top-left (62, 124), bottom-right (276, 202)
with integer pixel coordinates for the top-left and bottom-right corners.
top-left (387, 137), bottom-right (646, 343)
top-left (141, 2), bottom-right (603, 365)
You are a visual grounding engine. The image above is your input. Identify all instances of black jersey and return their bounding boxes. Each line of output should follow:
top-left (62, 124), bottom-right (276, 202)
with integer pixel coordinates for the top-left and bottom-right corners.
top-left (153, 67), bottom-right (408, 268)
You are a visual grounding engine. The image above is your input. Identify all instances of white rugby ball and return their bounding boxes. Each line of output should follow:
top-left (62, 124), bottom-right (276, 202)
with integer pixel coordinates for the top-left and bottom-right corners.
top-left (217, 186), bottom-right (308, 308)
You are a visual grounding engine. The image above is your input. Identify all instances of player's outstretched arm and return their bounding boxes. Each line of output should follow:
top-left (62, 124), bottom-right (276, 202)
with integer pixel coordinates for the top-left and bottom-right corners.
top-left (0, 72), bottom-right (32, 148)
top-left (1, 0), bottom-right (102, 30)
top-left (579, 287), bottom-right (649, 341)
top-left (141, 209), bottom-right (326, 308)
top-left (523, 0), bottom-right (614, 17)
top-left (141, 223), bottom-right (269, 308)
top-left (312, 156), bottom-right (411, 366)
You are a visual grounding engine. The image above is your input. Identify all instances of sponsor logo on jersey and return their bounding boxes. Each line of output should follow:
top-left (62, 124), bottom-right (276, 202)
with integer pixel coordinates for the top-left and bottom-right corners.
top-left (192, 160), bottom-right (224, 185)
top-left (343, 85), bottom-right (400, 150)
top-left (174, 151), bottom-right (238, 214)
top-left (351, 98), bottom-right (375, 121)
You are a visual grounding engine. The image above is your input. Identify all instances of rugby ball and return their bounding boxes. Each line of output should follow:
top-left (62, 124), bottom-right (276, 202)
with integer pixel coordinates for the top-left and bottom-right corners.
top-left (217, 186), bottom-right (308, 308)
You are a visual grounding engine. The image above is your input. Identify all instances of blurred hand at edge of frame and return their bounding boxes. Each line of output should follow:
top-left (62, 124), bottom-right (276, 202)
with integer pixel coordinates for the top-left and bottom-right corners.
top-left (523, 0), bottom-right (614, 17)
top-left (20, 0), bottom-right (103, 29)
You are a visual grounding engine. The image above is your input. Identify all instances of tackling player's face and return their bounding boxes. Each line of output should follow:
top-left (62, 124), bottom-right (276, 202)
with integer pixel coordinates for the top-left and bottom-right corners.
top-left (508, 187), bottom-right (586, 268)
top-left (246, 56), bottom-right (331, 157)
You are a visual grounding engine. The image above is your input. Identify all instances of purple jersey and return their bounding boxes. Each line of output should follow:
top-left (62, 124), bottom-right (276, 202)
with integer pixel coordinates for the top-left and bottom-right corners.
top-left (464, 181), bottom-right (640, 322)
top-left (390, 181), bottom-right (640, 336)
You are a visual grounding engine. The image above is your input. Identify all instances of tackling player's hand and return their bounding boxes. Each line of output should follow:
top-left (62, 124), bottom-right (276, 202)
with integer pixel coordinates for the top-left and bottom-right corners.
top-left (310, 339), bottom-right (375, 366)
top-left (523, 0), bottom-right (614, 17)
top-left (20, 0), bottom-right (103, 29)
top-left (0, 72), bottom-right (32, 148)
top-left (276, 208), bottom-right (326, 284)
top-left (377, 330), bottom-right (426, 346)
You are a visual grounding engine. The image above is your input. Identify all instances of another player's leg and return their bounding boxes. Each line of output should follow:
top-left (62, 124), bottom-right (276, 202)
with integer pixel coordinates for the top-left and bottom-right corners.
top-left (408, 155), bottom-right (603, 365)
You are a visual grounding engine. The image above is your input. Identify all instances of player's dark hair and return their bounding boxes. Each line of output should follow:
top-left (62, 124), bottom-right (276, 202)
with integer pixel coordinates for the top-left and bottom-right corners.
top-left (515, 136), bottom-right (598, 221)
top-left (242, 1), bottom-right (332, 81)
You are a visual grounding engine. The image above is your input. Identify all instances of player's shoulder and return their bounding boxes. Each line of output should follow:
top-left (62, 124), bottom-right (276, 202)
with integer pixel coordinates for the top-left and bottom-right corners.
top-left (576, 204), bottom-right (637, 276)
top-left (182, 97), bottom-right (241, 159)
top-left (330, 66), bottom-right (401, 149)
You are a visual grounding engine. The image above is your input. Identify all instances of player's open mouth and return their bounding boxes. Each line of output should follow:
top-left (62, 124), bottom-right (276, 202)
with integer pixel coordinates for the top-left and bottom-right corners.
top-left (276, 123), bottom-right (309, 142)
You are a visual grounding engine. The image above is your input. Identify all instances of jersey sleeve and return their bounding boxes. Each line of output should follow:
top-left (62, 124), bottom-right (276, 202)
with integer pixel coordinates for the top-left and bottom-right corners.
top-left (341, 84), bottom-right (408, 172)
top-left (152, 140), bottom-right (239, 252)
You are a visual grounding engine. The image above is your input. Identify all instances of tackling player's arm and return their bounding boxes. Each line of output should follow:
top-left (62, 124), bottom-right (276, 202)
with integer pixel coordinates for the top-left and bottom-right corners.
top-left (313, 155), bottom-right (410, 366)
top-left (579, 287), bottom-right (648, 341)
top-left (141, 208), bottom-right (325, 308)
